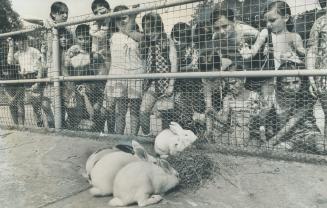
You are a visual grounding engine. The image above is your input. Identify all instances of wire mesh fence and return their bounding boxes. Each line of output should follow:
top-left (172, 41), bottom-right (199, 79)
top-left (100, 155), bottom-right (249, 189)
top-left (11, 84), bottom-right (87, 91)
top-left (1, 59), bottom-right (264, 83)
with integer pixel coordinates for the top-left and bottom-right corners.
top-left (0, 0), bottom-right (327, 158)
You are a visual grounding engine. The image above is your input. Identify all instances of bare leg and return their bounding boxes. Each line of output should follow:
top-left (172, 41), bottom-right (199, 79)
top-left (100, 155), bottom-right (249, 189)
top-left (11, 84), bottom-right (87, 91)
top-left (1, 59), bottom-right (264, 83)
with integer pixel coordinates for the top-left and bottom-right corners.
top-left (130, 98), bottom-right (141, 136)
top-left (116, 98), bottom-right (128, 135)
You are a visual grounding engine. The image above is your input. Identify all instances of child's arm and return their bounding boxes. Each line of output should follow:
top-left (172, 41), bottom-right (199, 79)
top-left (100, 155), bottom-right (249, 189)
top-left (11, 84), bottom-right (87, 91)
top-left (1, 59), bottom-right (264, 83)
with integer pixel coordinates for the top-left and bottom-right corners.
top-left (239, 29), bottom-right (268, 60)
top-left (268, 107), bottom-right (308, 146)
top-left (164, 39), bottom-right (178, 97)
top-left (293, 33), bottom-right (306, 57)
top-left (7, 38), bottom-right (17, 65)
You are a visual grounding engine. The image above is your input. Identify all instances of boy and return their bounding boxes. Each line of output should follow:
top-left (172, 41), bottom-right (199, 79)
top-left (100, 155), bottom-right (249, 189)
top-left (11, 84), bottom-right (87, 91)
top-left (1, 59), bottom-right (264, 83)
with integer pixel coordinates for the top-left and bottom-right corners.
top-left (64, 24), bottom-right (106, 130)
top-left (7, 34), bottom-right (53, 127)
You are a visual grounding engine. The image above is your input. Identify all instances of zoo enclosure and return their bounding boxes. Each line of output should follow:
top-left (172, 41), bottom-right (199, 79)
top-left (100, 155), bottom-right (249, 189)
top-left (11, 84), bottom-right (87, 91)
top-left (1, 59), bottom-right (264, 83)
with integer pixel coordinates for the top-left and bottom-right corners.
top-left (0, 0), bottom-right (327, 159)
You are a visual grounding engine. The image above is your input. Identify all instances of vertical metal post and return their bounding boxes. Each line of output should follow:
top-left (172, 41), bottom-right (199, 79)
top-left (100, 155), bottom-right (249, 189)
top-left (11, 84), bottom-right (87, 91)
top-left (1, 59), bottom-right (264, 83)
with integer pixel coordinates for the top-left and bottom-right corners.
top-left (52, 28), bottom-right (62, 129)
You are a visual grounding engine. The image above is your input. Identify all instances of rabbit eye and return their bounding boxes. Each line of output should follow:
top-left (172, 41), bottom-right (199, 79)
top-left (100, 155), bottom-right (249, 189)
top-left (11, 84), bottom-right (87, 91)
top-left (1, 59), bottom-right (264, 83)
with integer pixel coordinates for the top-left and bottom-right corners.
top-left (175, 143), bottom-right (178, 146)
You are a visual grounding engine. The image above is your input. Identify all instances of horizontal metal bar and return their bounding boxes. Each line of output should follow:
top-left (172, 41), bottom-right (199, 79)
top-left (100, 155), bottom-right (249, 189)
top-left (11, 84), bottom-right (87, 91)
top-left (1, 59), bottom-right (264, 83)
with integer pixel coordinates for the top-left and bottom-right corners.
top-left (2, 69), bottom-right (327, 84)
top-left (49, 0), bottom-right (204, 28)
top-left (0, 78), bottom-right (50, 84)
top-left (0, 27), bottom-right (42, 39)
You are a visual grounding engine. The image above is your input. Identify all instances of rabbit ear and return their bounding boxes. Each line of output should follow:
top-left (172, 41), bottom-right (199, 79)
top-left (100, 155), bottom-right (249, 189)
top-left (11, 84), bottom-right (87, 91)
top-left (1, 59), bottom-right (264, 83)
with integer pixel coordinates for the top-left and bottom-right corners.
top-left (158, 159), bottom-right (175, 174)
top-left (132, 140), bottom-right (148, 161)
top-left (170, 122), bottom-right (183, 130)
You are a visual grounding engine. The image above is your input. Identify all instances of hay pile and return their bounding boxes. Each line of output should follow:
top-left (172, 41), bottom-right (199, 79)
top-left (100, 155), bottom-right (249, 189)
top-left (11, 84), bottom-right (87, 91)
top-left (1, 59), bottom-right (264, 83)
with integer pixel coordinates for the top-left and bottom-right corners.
top-left (166, 147), bottom-right (218, 191)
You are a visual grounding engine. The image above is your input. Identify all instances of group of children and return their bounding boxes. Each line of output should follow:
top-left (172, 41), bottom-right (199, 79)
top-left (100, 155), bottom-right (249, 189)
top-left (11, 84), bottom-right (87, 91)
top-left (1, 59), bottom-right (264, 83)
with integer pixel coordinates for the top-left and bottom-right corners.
top-left (4, 0), bottom-right (327, 153)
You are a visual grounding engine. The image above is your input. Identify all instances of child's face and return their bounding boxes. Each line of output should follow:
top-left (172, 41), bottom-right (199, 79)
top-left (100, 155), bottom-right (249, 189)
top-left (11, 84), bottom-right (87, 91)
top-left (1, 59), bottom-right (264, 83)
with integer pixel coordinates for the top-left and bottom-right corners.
top-left (52, 8), bottom-right (68, 23)
top-left (15, 40), bottom-right (28, 51)
top-left (213, 15), bottom-right (234, 39)
top-left (116, 15), bottom-right (130, 29)
top-left (144, 19), bottom-right (160, 37)
top-left (280, 77), bottom-right (302, 95)
top-left (227, 77), bottom-right (245, 96)
top-left (93, 4), bottom-right (109, 15)
top-left (264, 7), bottom-right (287, 33)
top-left (59, 33), bottom-right (70, 48)
top-left (76, 34), bottom-right (91, 51)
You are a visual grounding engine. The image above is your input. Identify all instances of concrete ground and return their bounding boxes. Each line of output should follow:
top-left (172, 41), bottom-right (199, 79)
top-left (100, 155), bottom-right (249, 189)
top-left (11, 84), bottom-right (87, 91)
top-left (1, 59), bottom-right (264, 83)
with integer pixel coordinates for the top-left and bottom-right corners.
top-left (1, 129), bottom-right (327, 208)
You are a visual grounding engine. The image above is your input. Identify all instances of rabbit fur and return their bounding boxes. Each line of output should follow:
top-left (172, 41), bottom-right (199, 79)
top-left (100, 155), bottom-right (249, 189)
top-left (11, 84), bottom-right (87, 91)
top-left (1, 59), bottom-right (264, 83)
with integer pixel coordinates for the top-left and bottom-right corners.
top-left (154, 122), bottom-right (198, 158)
top-left (109, 158), bottom-right (179, 207)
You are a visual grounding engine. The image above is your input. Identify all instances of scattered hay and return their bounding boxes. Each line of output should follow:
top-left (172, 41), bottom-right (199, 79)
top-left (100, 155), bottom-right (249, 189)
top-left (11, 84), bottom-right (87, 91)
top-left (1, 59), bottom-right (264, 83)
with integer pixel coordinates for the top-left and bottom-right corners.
top-left (166, 147), bottom-right (219, 191)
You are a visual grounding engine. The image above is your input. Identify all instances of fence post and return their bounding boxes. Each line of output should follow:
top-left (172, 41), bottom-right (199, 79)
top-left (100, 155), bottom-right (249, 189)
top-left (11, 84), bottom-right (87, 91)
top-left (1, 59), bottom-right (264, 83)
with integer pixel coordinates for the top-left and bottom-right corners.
top-left (52, 28), bottom-right (62, 129)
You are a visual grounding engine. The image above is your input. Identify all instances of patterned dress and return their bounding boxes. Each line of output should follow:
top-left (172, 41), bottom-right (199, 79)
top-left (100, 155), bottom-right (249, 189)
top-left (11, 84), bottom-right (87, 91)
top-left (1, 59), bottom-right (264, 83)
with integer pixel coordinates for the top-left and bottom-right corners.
top-left (307, 15), bottom-right (327, 92)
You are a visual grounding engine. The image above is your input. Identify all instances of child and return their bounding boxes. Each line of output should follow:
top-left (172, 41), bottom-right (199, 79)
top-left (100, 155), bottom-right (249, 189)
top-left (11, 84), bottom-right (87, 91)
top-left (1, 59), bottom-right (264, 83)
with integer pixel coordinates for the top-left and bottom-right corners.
top-left (7, 34), bottom-right (53, 127)
top-left (307, 8), bottom-right (327, 138)
top-left (171, 22), bottom-right (203, 132)
top-left (260, 62), bottom-right (324, 153)
top-left (205, 62), bottom-right (261, 146)
top-left (240, 1), bottom-right (306, 70)
top-left (64, 24), bottom-right (105, 130)
top-left (105, 5), bottom-right (144, 135)
top-left (90, 0), bottom-right (111, 75)
top-left (139, 13), bottom-right (178, 135)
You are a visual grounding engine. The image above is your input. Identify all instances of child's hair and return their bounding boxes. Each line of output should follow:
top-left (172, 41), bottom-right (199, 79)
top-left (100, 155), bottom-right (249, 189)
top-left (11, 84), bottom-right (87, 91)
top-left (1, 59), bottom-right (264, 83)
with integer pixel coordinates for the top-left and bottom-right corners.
top-left (50, 1), bottom-right (69, 20)
top-left (193, 21), bottom-right (212, 44)
top-left (110, 5), bottom-right (129, 32)
top-left (276, 61), bottom-right (306, 91)
top-left (210, 8), bottom-right (235, 23)
top-left (91, 0), bottom-right (110, 14)
top-left (171, 22), bottom-right (191, 41)
top-left (141, 13), bottom-right (165, 33)
top-left (75, 24), bottom-right (90, 36)
top-left (12, 33), bottom-right (28, 42)
top-left (58, 27), bottom-right (72, 48)
top-left (198, 49), bottom-right (221, 72)
top-left (264, 1), bottom-right (293, 31)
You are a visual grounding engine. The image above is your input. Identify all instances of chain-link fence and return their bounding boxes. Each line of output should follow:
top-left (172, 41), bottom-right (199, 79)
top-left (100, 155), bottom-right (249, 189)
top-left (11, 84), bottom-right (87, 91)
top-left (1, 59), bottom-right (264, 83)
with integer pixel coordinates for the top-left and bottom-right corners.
top-left (0, 0), bottom-right (327, 158)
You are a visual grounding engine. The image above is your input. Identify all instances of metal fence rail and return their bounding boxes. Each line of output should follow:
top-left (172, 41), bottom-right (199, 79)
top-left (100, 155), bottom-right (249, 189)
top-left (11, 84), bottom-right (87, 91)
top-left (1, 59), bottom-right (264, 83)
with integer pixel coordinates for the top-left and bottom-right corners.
top-left (0, 0), bottom-right (327, 159)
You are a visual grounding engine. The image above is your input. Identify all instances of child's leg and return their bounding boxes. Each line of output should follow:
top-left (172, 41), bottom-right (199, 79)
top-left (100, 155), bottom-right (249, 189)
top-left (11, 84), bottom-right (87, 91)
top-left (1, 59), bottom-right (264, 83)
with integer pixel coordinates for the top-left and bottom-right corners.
top-left (140, 91), bottom-right (156, 135)
top-left (41, 98), bottom-right (55, 128)
top-left (129, 98), bottom-right (141, 136)
top-left (6, 87), bottom-right (19, 125)
top-left (16, 87), bottom-right (25, 126)
top-left (105, 96), bottom-right (116, 134)
top-left (30, 93), bottom-right (43, 127)
top-left (115, 97), bottom-right (128, 135)
top-left (161, 109), bottom-right (174, 130)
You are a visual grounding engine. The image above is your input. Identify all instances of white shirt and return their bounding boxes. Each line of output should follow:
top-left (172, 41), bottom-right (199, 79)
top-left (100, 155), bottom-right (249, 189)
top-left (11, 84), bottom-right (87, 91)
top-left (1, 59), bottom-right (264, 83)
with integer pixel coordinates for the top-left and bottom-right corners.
top-left (109, 32), bottom-right (144, 75)
top-left (14, 47), bottom-right (42, 75)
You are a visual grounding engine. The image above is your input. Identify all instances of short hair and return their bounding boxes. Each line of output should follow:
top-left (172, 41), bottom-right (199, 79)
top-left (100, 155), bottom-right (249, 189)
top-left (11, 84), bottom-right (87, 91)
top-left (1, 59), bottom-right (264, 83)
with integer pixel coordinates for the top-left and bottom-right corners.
top-left (171, 22), bottom-right (191, 40)
top-left (75, 24), bottom-right (90, 36)
top-left (278, 61), bottom-right (305, 70)
top-left (91, 0), bottom-right (110, 13)
top-left (113, 5), bottom-right (129, 12)
top-left (211, 8), bottom-right (235, 23)
top-left (142, 13), bottom-right (165, 33)
top-left (50, 1), bottom-right (68, 20)
top-left (12, 33), bottom-right (28, 41)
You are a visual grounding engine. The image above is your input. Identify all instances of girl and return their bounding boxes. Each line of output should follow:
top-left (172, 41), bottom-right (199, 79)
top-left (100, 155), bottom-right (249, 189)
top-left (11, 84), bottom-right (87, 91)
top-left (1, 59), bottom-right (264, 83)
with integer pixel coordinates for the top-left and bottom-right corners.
top-left (139, 13), bottom-right (178, 135)
top-left (105, 5), bottom-right (144, 135)
top-left (240, 1), bottom-right (306, 71)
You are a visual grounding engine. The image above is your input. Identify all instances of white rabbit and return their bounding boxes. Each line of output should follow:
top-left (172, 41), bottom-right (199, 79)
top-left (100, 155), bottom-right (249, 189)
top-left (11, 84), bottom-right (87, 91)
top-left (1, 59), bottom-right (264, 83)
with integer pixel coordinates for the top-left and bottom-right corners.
top-left (83, 143), bottom-right (134, 183)
top-left (154, 121), bottom-right (198, 158)
top-left (89, 140), bottom-right (157, 196)
top-left (109, 158), bottom-right (179, 207)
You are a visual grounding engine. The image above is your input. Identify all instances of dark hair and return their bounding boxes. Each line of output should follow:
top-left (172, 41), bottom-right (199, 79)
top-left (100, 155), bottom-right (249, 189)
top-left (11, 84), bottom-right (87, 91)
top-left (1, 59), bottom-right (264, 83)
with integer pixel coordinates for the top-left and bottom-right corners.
top-left (198, 49), bottom-right (221, 72)
top-left (58, 27), bottom-right (72, 49)
top-left (75, 24), bottom-right (90, 36)
top-left (50, 1), bottom-right (68, 20)
top-left (12, 33), bottom-right (28, 41)
top-left (110, 5), bottom-right (129, 32)
top-left (264, 1), bottom-right (293, 31)
top-left (91, 0), bottom-right (110, 13)
top-left (171, 22), bottom-right (191, 40)
top-left (193, 21), bottom-right (212, 44)
top-left (211, 8), bottom-right (235, 23)
top-left (141, 13), bottom-right (165, 33)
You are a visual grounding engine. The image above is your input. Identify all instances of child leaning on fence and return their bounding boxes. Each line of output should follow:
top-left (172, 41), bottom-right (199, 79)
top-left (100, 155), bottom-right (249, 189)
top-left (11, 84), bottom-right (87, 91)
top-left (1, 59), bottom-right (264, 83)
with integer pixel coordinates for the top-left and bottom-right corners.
top-left (104, 5), bottom-right (145, 135)
top-left (205, 62), bottom-right (262, 146)
top-left (139, 13), bottom-right (178, 135)
top-left (63, 24), bottom-right (106, 130)
top-left (6, 34), bottom-right (54, 127)
top-left (259, 62), bottom-right (325, 153)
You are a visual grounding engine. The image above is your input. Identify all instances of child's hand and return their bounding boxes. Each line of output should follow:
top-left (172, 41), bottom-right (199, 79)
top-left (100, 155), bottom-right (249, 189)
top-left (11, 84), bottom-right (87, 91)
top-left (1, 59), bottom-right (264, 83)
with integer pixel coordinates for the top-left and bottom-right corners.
top-left (30, 83), bottom-right (40, 92)
top-left (41, 43), bottom-right (47, 54)
top-left (7, 37), bottom-right (14, 47)
top-left (309, 77), bottom-right (318, 98)
top-left (67, 45), bottom-right (80, 57)
top-left (239, 46), bottom-right (252, 59)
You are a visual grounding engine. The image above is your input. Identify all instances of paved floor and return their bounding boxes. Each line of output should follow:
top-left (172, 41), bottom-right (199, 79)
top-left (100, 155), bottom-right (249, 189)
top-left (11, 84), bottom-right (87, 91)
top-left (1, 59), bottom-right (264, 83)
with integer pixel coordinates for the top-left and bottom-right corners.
top-left (1, 129), bottom-right (327, 208)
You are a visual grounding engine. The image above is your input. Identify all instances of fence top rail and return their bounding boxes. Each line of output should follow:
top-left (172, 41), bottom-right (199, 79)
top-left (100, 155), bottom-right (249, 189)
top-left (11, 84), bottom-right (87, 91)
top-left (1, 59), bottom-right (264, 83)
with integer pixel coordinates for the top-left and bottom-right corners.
top-left (0, 70), bottom-right (326, 84)
top-left (0, 0), bottom-right (204, 38)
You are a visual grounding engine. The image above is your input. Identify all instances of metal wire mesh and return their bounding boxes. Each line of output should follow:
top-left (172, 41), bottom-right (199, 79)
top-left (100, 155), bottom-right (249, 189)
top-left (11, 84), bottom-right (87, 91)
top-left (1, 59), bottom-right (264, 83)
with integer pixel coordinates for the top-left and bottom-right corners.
top-left (0, 0), bottom-right (327, 157)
